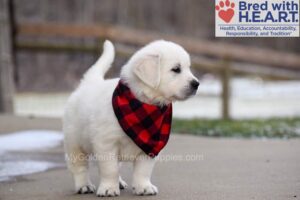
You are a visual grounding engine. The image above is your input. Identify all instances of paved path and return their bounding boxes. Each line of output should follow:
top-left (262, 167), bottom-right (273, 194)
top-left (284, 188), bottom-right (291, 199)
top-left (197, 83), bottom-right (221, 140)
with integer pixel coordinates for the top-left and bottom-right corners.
top-left (0, 115), bottom-right (299, 200)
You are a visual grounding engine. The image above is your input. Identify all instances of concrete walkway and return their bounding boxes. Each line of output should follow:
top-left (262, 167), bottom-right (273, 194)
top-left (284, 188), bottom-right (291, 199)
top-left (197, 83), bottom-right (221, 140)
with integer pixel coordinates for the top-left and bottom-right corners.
top-left (0, 115), bottom-right (299, 200)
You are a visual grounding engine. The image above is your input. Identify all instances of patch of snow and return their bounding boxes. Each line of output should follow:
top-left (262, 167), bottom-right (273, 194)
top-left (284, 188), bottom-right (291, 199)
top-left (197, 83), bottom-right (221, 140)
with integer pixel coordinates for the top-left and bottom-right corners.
top-left (0, 130), bottom-right (63, 152)
top-left (0, 161), bottom-right (61, 181)
top-left (0, 130), bottom-right (64, 182)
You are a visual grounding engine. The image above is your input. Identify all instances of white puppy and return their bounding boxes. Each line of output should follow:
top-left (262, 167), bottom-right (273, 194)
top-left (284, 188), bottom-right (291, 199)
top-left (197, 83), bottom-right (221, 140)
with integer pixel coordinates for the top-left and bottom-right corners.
top-left (63, 40), bottom-right (199, 197)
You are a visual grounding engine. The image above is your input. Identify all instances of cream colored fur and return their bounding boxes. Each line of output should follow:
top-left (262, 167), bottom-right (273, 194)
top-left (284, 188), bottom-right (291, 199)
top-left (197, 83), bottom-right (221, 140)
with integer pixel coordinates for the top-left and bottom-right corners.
top-left (63, 40), bottom-right (198, 197)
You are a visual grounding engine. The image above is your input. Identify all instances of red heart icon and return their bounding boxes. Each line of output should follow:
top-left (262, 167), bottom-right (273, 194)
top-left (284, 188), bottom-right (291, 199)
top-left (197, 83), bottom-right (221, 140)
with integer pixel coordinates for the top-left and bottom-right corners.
top-left (218, 9), bottom-right (234, 23)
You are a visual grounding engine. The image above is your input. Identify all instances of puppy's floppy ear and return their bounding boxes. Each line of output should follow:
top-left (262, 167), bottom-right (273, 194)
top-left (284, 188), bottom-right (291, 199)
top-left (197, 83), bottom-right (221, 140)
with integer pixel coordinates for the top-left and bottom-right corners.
top-left (133, 54), bottom-right (161, 89)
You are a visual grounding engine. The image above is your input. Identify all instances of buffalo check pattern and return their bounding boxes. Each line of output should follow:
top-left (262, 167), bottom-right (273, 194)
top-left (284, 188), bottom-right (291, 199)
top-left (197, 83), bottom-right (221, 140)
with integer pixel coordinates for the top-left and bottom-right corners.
top-left (112, 81), bottom-right (172, 157)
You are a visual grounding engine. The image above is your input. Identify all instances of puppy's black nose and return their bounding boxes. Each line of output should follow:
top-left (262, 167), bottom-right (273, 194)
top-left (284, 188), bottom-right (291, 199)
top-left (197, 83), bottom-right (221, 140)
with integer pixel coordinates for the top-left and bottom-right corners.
top-left (190, 80), bottom-right (199, 90)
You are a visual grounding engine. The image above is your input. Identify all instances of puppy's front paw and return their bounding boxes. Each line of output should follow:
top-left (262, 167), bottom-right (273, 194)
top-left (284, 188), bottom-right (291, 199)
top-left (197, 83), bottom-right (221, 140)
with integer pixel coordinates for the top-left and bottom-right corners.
top-left (77, 184), bottom-right (96, 194)
top-left (97, 184), bottom-right (120, 197)
top-left (132, 182), bottom-right (158, 196)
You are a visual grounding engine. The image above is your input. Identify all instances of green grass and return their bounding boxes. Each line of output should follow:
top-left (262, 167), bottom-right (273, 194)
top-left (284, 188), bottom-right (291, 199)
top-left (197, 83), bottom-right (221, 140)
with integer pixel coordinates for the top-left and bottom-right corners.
top-left (172, 118), bottom-right (300, 138)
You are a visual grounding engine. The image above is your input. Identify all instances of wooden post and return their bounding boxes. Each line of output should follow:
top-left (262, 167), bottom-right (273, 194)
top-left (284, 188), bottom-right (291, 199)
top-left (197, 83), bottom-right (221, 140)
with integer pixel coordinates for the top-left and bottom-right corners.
top-left (0, 0), bottom-right (15, 113)
top-left (220, 58), bottom-right (231, 120)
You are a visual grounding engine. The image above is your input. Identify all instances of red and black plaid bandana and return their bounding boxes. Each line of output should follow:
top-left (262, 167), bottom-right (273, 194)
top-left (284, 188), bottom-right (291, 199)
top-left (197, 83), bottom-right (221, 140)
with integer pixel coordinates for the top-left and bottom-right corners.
top-left (112, 80), bottom-right (172, 158)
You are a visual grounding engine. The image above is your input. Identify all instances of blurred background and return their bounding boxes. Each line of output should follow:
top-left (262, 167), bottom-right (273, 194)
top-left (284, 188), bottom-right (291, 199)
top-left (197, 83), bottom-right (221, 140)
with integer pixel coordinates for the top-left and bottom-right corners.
top-left (1, 0), bottom-right (300, 137)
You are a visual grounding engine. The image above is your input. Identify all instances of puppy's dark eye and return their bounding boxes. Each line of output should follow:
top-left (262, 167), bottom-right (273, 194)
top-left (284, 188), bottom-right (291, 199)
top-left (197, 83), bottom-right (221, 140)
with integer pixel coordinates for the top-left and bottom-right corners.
top-left (171, 65), bottom-right (181, 73)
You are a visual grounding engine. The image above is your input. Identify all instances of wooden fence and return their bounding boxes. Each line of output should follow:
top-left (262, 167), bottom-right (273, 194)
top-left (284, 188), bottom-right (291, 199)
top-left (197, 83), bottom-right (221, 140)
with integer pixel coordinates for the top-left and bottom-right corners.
top-left (14, 23), bottom-right (300, 119)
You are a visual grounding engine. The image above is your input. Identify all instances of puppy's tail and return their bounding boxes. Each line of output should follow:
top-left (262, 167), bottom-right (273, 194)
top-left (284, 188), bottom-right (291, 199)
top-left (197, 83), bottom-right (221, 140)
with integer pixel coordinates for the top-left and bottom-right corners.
top-left (83, 40), bottom-right (115, 81)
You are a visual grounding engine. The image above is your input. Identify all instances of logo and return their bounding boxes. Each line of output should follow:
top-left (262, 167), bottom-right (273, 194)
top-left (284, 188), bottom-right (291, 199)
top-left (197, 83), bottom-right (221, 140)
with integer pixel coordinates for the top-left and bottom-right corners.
top-left (215, 0), bottom-right (235, 23)
top-left (215, 0), bottom-right (299, 37)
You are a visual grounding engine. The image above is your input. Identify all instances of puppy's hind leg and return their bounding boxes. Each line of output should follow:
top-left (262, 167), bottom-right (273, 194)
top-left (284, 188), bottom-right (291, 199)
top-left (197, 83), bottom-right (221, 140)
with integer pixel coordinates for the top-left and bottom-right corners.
top-left (65, 145), bottom-right (95, 194)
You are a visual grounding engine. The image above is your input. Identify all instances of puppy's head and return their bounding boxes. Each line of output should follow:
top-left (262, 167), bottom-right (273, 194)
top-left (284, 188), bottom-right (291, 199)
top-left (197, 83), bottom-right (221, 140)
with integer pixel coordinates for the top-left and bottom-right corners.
top-left (121, 40), bottom-right (199, 105)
